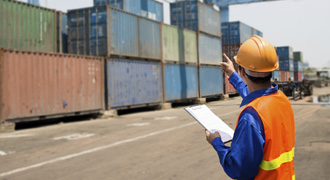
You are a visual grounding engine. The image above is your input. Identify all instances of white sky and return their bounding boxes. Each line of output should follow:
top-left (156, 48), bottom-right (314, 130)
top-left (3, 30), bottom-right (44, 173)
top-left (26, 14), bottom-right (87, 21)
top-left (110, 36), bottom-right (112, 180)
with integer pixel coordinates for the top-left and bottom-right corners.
top-left (18, 0), bottom-right (330, 68)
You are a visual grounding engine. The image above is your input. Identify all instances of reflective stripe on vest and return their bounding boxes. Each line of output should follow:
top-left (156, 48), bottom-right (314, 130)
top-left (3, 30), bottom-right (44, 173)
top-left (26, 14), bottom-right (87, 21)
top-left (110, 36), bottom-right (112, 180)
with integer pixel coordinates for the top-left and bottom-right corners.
top-left (259, 147), bottom-right (294, 171)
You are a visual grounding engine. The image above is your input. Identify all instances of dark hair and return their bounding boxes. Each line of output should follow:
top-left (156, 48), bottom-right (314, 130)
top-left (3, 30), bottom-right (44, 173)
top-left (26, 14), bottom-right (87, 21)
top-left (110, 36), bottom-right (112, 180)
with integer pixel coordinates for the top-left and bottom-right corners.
top-left (238, 65), bottom-right (272, 84)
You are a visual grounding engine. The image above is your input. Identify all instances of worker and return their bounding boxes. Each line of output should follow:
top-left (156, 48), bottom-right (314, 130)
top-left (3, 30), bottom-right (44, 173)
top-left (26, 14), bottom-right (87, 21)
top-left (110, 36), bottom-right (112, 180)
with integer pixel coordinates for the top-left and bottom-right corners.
top-left (205, 35), bottom-right (295, 179)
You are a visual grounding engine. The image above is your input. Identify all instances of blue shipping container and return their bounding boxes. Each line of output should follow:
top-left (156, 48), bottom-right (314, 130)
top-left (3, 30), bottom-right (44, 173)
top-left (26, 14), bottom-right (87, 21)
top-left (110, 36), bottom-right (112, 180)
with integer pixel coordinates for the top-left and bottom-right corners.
top-left (198, 33), bottom-right (222, 65)
top-left (164, 64), bottom-right (198, 101)
top-left (272, 70), bottom-right (280, 81)
top-left (106, 59), bottom-right (163, 109)
top-left (170, 1), bottom-right (221, 37)
top-left (139, 18), bottom-right (161, 59)
top-left (94, 0), bottom-right (163, 22)
top-left (199, 65), bottom-right (223, 97)
top-left (279, 60), bottom-right (294, 71)
top-left (68, 6), bottom-right (161, 59)
top-left (294, 61), bottom-right (303, 72)
top-left (221, 21), bottom-right (263, 45)
top-left (276, 46), bottom-right (293, 60)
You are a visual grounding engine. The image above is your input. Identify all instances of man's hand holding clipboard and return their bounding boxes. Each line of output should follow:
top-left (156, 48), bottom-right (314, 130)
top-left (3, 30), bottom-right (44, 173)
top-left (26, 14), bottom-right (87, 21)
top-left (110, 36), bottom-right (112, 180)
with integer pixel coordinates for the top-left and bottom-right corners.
top-left (184, 104), bottom-right (234, 144)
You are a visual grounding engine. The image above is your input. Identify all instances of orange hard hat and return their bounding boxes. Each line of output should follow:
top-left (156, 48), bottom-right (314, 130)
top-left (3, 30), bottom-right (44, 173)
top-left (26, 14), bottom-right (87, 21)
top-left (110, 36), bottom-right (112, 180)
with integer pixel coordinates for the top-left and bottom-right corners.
top-left (234, 35), bottom-right (278, 72)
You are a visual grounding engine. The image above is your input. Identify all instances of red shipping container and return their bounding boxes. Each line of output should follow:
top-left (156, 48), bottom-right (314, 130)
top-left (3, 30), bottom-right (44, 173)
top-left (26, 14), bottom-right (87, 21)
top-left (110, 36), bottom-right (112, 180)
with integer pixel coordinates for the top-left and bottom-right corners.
top-left (279, 71), bottom-right (287, 82)
top-left (0, 48), bottom-right (105, 123)
top-left (225, 76), bottom-right (237, 94)
top-left (294, 72), bottom-right (302, 82)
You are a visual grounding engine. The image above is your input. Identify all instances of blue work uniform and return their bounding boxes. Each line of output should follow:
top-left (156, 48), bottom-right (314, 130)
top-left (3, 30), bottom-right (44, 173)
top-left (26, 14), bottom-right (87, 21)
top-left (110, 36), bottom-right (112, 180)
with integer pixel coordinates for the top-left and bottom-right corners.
top-left (211, 72), bottom-right (279, 179)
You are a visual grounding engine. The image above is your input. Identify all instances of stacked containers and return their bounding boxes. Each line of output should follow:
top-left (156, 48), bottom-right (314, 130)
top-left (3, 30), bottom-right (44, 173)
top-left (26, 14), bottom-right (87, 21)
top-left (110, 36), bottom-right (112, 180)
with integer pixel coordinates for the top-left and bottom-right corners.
top-left (68, 6), bottom-right (163, 110)
top-left (221, 21), bottom-right (263, 94)
top-left (68, 6), bottom-right (161, 59)
top-left (162, 24), bottom-right (199, 102)
top-left (93, 0), bottom-right (163, 22)
top-left (0, 0), bottom-right (57, 52)
top-left (170, 1), bottom-right (223, 97)
top-left (0, 48), bottom-right (104, 123)
top-left (293, 51), bottom-right (304, 81)
top-left (276, 46), bottom-right (294, 81)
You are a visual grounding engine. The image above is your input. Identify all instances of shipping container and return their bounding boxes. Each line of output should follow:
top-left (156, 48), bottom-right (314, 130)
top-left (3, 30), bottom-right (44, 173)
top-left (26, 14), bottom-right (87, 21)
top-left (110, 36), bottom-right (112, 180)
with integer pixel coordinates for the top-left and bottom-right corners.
top-left (164, 64), bottom-right (198, 101)
top-left (68, 6), bottom-right (162, 59)
top-left (272, 70), bottom-right (280, 81)
top-left (0, 48), bottom-right (104, 123)
top-left (170, 1), bottom-right (221, 37)
top-left (279, 60), bottom-right (294, 71)
top-left (221, 21), bottom-right (263, 45)
top-left (222, 44), bottom-right (240, 68)
top-left (162, 24), bottom-right (197, 64)
top-left (0, 0), bottom-right (57, 52)
top-left (289, 72), bottom-right (294, 81)
top-left (224, 77), bottom-right (237, 94)
top-left (294, 61), bottom-right (304, 72)
top-left (106, 59), bottom-right (163, 109)
top-left (139, 18), bottom-right (161, 59)
top-left (293, 51), bottom-right (303, 62)
top-left (279, 71), bottom-right (287, 82)
top-left (198, 33), bottom-right (222, 65)
top-left (94, 0), bottom-right (163, 22)
top-left (57, 11), bottom-right (68, 53)
top-left (294, 72), bottom-right (302, 82)
top-left (199, 65), bottom-right (224, 97)
top-left (276, 46), bottom-right (293, 60)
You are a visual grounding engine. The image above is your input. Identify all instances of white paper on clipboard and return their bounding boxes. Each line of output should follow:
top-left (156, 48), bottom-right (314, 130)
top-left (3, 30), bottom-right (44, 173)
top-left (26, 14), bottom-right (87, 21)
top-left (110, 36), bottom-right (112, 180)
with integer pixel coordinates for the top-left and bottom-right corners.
top-left (185, 104), bottom-right (234, 143)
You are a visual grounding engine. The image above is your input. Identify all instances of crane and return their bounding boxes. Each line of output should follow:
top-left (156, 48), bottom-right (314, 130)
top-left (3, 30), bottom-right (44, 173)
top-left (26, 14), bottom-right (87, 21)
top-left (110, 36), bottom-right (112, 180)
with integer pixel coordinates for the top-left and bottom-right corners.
top-left (204, 0), bottom-right (281, 22)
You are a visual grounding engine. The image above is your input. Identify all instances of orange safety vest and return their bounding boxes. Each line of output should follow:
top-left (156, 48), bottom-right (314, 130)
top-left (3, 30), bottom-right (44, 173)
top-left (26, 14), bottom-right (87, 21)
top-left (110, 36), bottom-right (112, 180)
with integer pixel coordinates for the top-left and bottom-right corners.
top-left (237, 90), bottom-right (295, 180)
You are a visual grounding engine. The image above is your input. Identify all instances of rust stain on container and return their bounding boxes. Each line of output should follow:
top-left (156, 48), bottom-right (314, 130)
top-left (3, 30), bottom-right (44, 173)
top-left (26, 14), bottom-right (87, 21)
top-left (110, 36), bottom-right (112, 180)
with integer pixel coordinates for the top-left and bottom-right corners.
top-left (0, 48), bottom-right (104, 123)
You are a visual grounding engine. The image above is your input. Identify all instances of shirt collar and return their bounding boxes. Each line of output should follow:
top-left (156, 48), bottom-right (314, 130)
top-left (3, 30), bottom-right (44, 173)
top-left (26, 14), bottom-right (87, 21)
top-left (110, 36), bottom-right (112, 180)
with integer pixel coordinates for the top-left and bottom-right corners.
top-left (240, 83), bottom-right (278, 107)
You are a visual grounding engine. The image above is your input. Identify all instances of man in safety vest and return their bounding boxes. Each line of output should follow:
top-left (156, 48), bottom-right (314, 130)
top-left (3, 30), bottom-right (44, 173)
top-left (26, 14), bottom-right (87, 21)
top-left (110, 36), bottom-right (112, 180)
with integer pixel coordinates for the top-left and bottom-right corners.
top-left (205, 35), bottom-right (295, 179)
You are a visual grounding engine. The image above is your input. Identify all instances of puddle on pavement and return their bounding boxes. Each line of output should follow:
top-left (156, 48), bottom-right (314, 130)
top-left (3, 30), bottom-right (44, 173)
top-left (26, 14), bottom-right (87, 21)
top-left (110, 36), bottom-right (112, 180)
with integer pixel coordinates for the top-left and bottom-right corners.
top-left (313, 94), bottom-right (330, 107)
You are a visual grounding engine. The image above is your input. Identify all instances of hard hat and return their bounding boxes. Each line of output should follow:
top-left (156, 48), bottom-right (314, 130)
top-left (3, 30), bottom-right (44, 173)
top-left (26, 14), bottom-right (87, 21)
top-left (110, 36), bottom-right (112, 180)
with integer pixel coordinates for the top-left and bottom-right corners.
top-left (234, 35), bottom-right (278, 73)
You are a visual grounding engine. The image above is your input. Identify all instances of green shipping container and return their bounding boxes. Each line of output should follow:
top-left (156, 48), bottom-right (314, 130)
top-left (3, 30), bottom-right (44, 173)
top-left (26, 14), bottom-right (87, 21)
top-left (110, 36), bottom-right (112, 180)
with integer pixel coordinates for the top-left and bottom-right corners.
top-left (0, 0), bottom-right (56, 52)
top-left (162, 24), bottom-right (197, 64)
top-left (293, 51), bottom-right (303, 62)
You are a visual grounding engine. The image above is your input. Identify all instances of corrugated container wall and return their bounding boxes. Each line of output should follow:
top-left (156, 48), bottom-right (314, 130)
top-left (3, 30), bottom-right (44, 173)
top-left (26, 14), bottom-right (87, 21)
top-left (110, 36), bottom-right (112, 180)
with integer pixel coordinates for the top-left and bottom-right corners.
top-left (279, 60), bottom-right (294, 71)
top-left (294, 72), bottom-right (302, 82)
top-left (93, 0), bottom-right (163, 22)
top-left (57, 11), bottom-right (68, 53)
top-left (199, 65), bottom-right (223, 97)
top-left (222, 44), bottom-right (240, 68)
top-left (221, 21), bottom-right (263, 45)
top-left (0, 0), bottom-right (56, 52)
top-left (106, 59), bottom-right (163, 109)
top-left (198, 33), bottom-right (222, 65)
top-left (139, 18), bottom-right (161, 59)
top-left (170, 1), bottom-right (221, 37)
top-left (276, 46), bottom-right (293, 60)
top-left (162, 24), bottom-right (197, 63)
top-left (279, 71), bottom-right (287, 82)
top-left (68, 6), bottom-right (161, 59)
top-left (0, 48), bottom-right (104, 123)
top-left (225, 78), bottom-right (236, 94)
top-left (164, 64), bottom-right (198, 101)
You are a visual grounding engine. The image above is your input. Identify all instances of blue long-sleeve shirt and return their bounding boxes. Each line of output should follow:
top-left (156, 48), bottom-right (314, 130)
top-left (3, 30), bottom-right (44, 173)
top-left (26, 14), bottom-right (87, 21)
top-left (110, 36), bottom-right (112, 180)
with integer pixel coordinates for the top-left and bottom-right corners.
top-left (211, 72), bottom-right (279, 179)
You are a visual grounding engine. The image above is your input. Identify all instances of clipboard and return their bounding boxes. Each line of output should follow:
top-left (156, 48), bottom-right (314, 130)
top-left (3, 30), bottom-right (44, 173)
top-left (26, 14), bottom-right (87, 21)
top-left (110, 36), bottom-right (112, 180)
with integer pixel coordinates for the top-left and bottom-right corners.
top-left (185, 104), bottom-right (234, 143)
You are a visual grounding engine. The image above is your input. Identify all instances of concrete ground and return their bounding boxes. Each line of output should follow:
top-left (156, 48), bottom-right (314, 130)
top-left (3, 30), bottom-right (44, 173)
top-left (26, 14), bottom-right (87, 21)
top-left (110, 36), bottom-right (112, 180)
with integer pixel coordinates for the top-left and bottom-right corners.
top-left (0, 87), bottom-right (329, 180)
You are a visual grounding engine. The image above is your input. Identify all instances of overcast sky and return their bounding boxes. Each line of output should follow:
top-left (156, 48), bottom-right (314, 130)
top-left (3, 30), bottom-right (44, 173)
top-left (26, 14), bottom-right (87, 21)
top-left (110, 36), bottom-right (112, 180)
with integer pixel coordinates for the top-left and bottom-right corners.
top-left (19, 0), bottom-right (330, 68)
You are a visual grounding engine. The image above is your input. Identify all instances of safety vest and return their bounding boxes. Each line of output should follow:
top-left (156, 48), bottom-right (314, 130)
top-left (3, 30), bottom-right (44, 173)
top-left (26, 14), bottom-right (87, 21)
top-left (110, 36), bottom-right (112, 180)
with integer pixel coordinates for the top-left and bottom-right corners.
top-left (237, 90), bottom-right (295, 180)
